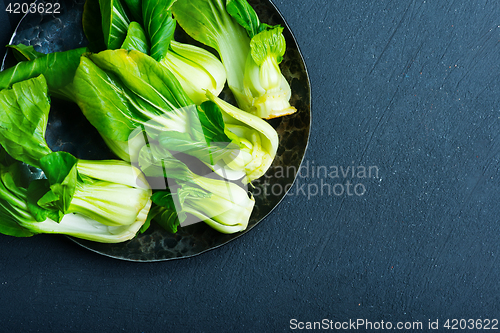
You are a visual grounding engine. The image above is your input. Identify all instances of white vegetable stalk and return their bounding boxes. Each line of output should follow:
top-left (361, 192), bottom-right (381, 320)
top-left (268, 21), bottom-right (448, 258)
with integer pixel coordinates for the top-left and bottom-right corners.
top-left (24, 201), bottom-right (152, 243)
top-left (206, 91), bottom-right (279, 183)
top-left (0, 164), bottom-right (152, 243)
top-left (240, 26), bottom-right (296, 119)
top-left (160, 41), bottom-right (227, 105)
top-left (177, 171), bottom-right (255, 234)
top-left (76, 159), bottom-right (150, 189)
top-left (68, 160), bottom-right (152, 227)
top-left (242, 54), bottom-right (296, 119)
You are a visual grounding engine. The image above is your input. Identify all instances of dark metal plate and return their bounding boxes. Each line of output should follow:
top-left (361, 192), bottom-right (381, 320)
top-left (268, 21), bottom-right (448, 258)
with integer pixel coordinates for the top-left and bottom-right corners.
top-left (3, 0), bottom-right (310, 261)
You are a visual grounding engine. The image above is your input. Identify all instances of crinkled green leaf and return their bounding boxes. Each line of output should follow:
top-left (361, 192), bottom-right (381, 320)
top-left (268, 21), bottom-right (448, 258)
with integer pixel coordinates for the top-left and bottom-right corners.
top-left (0, 75), bottom-right (52, 168)
top-left (0, 163), bottom-right (26, 204)
top-left (0, 164), bottom-right (35, 237)
top-left (151, 190), bottom-right (177, 210)
top-left (26, 180), bottom-right (64, 222)
top-left (153, 205), bottom-right (181, 233)
top-left (250, 25), bottom-right (285, 65)
top-left (72, 55), bottom-right (139, 142)
top-left (39, 152), bottom-right (78, 186)
top-left (150, 190), bottom-right (182, 233)
top-left (198, 101), bottom-right (231, 143)
top-left (0, 203), bottom-right (34, 237)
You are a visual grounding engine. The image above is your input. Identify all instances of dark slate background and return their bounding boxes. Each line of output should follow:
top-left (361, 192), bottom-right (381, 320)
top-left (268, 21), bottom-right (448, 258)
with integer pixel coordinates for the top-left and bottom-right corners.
top-left (1, 0), bottom-right (500, 332)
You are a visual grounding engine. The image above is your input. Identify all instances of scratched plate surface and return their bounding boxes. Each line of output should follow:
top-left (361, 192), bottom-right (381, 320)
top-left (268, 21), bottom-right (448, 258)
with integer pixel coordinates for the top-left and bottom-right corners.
top-left (4, 0), bottom-right (310, 261)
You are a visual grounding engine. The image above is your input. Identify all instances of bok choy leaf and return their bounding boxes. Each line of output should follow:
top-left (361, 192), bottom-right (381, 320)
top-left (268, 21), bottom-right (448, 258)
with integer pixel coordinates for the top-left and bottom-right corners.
top-left (0, 47), bottom-right (87, 100)
top-left (0, 161), bottom-right (151, 243)
top-left (0, 75), bottom-right (52, 168)
top-left (71, 49), bottom-right (277, 183)
top-left (99, 0), bottom-right (131, 49)
top-left (121, 22), bottom-right (150, 54)
top-left (0, 75), bottom-right (152, 239)
top-left (138, 144), bottom-right (254, 234)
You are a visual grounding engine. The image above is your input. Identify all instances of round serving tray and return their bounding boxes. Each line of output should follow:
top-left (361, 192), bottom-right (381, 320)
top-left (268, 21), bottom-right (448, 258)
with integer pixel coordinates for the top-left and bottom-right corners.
top-left (2, 0), bottom-right (311, 261)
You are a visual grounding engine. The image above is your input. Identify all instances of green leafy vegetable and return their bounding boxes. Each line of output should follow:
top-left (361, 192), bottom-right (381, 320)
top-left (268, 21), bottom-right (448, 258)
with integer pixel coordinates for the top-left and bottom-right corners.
top-left (67, 158), bottom-right (152, 227)
top-left (37, 152), bottom-right (78, 214)
top-left (225, 0), bottom-right (261, 37)
top-left (121, 22), bottom-right (150, 54)
top-left (147, 190), bottom-right (180, 233)
top-left (205, 90), bottom-right (279, 183)
top-left (0, 47), bottom-right (87, 100)
top-left (0, 161), bottom-right (151, 242)
top-left (141, 0), bottom-right (226, 104)
top-left (72, 49), bottom-right (277, 183)
top-left (26, 180), bottom-right (64, 223)
top-left (122, 0), bottom-right (142, 23)
top-left (243, 26), bottom-right (295, 119)
top-left (71, 49), bottom-right (197, 160)
top-left (139, 144), bottom-right (254, 234)
top-left (172, 0), bottom-right (296, 119)
top-left (0, 0), bottom-right (289, 239)
top-left (82, 0), bottom-right (106, 52)
top-left (160, 40), bottom-right (226, 104)
top-left (72, 49), bottom-right (228, 163)
top-left (82, 0), bottom-right (227, 104)
top-left (0, 75), bottom-right (52, 168)
top-left (99, 0), bottom-right (131, 49)
top-left (6, 44), bottom-right (45, 62)
top-left (172, 0), bottom-right (249, 96)
top-left (0, 163), bottom-right (43, 237)
top-left (0, 76), bottom-right (153, 240)
top-left (142, 0), bottom-right (176, 61)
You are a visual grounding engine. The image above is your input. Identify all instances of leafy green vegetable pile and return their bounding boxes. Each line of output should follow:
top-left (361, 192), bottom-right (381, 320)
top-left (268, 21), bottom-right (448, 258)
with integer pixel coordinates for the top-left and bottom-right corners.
top-left (0, 0), bottom-right (296, 243)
